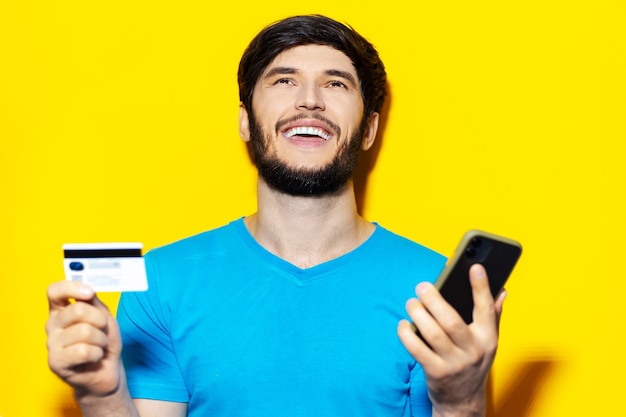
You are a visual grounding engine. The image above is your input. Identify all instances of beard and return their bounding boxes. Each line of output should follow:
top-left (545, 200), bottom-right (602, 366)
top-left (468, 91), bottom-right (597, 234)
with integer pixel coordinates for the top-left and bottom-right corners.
top-left (248, 111), bottom-right (367, 197)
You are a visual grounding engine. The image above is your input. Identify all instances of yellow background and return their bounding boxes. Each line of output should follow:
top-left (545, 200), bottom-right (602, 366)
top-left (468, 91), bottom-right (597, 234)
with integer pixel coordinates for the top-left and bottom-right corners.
top-left (1, 1), bottom-right (624, 416)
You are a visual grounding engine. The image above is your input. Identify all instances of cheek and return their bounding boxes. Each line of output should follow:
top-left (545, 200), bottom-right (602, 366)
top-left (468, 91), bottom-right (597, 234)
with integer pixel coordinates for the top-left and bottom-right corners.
top-left (343, 116), bottom-right (366, 140)
top-left (333, 97), bottom-right (364, 128)
top-left (252, 106), bottom-right (283, 134)
top-left (254, 90), bottom-right (293, 117)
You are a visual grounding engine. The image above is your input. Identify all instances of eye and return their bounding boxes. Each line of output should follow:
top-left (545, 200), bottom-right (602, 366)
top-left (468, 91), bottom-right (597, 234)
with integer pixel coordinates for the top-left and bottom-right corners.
top-left (328, 80), bottom-right (347, 89)
top-left (274, 78), bottom-right (294, 86)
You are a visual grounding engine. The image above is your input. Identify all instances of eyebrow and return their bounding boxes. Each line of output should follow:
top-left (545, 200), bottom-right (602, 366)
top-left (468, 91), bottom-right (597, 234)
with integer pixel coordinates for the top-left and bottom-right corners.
top-left (263, 66), bottom-right (359, 88)
top-left (325, 69), bottom-right (358, 89)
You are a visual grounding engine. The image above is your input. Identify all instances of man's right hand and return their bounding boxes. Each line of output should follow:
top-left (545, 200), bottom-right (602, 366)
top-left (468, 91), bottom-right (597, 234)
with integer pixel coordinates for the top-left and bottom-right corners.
top-left (46, 281), bottom-right (123, 399)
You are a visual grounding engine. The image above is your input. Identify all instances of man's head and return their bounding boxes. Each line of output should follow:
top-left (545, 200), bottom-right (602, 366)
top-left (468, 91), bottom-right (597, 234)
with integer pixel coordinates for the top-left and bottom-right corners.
top-left (237, 15), bottom-right (387, 196)
top-left (238, 14), bottom-right (387, 121)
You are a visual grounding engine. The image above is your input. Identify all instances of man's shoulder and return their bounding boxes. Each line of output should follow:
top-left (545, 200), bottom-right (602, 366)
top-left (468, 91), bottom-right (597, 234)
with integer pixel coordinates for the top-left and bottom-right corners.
top-left (373, 223), bottom-right (445, 260)
top-left (369, 224), bottom-right (447, 281)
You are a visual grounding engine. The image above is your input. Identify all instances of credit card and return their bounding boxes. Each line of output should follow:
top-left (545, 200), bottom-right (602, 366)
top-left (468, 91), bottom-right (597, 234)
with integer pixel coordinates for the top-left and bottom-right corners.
top-left (63, 243), bottom-right (148, 292)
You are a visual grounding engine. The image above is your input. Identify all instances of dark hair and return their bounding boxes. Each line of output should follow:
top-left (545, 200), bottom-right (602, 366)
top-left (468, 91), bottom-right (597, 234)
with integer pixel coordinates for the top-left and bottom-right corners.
top-left (238, 15), bottom-right (387, 118)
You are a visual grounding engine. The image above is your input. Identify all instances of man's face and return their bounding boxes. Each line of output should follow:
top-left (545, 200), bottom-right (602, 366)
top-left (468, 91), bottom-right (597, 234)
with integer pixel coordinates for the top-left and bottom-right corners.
top-left (240, 44), bottom-right (378, 196)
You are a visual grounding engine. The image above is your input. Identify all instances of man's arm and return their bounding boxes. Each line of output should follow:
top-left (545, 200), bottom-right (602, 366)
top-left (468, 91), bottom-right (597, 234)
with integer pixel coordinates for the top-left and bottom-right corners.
top-left (46, 281), bottom-right (187, 417)
top-left (134, 399), bottom-right (187, 417)
top-left (397, 264), bottom-right (505, 417)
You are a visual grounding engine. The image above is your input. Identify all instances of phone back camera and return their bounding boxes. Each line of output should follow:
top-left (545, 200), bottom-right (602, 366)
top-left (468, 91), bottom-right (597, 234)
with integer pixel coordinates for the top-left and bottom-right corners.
top-left (470, 237), bottom-right (483, 248)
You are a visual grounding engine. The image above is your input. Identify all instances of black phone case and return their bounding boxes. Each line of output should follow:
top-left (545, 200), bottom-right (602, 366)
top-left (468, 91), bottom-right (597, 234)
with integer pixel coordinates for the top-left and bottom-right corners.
top-left (434, 230), bottom-right (522, 324)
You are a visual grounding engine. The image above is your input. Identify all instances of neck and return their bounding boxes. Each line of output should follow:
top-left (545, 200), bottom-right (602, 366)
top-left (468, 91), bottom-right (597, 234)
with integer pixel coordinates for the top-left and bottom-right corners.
top-left (244, 177), bottom-right (374, 268)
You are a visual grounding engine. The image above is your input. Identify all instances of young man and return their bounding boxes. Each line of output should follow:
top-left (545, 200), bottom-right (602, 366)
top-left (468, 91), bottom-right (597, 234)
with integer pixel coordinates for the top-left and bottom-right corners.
top-left (46, 15), bottom-right (504, 417)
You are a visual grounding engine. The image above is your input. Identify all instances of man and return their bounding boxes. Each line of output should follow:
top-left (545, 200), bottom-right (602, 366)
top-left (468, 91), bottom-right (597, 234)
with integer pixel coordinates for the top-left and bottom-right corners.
top-left (46, 14), bottom-right (504, 417)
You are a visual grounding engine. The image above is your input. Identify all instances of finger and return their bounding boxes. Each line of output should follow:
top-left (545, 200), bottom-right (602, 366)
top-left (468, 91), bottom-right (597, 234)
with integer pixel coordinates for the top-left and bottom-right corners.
top-left (415, 282), bottom-right (471, 347)
top-left (101, 313), bottom-right (123, 357)
top-left (57, 322), bottom-right (109, 350)
top-left (397, 319), bottom-right (439, 365)
top-left (47, 281), bottom-right (95, 312)
top-left (49, 341), bottom-right (108, 374)
top-left (47, 301), bottom-right (109, 334)
top-left (47, 316), bottom-right (121, 380)
top-left (494, 288), bottom-right (507, 313)
top-left (494, 289), bottom-right (507, 330)
top-left (469, 264), bottom-right (497, 329)
top-left (470, 264), bottom-right (498, 340)
top-left (405, 297), bottom-right (457, 355)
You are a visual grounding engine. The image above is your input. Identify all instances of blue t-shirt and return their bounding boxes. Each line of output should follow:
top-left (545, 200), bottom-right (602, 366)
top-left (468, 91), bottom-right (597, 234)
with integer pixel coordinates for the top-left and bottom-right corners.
top-left (118, 218), bottom-right (446, 416)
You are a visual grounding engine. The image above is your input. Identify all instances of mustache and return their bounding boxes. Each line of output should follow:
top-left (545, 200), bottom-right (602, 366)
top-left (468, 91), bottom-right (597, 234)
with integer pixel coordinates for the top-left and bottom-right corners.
top-left (275, 113), bottom-right (341, 138)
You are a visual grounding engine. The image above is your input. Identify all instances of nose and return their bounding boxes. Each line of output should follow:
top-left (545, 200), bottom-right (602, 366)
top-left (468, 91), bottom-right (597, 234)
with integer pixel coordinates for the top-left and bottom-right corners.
top-left (295, 82), bottom-right (325, 111)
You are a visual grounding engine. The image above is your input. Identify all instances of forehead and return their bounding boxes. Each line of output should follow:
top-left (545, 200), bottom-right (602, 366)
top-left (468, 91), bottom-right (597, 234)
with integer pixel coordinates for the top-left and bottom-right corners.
top-left (263, 44), bottom-right (358, 78)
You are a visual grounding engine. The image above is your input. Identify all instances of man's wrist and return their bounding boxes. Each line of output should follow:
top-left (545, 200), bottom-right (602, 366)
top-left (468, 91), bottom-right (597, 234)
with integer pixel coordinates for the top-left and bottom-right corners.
top-left (431, 392), bottom-right (486, 417)
top-left (73, 369), bottom-right (139, 417)
top-left (75, 389), bottom-right (139, 417)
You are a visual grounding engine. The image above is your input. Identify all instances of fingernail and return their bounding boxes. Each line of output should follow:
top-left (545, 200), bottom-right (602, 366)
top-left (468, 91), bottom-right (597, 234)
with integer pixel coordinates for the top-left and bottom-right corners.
top-left (78, 285), bottom-right (94, 297)
top-left (416, 282), bottom-right (431, 295)
top-left (474, 264), bottom-right (486, 278)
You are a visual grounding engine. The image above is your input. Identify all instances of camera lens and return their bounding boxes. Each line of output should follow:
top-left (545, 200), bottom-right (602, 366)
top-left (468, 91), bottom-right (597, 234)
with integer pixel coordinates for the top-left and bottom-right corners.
top-left (465, 247), bottom-right (477, 258)
top-left (470, 237), bottom-right (482, 248)
top-left (69, 262), bottom-right (84, 271)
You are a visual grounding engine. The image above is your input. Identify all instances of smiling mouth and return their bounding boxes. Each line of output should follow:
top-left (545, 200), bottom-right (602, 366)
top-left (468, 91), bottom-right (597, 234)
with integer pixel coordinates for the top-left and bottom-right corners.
top-left (277, 113), bottom-right (340, 142)
top-left (283, 126), bottom-right (332, 141)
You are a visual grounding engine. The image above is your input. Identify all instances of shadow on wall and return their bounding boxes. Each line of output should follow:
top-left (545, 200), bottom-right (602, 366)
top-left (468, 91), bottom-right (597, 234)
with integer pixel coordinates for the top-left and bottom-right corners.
top-left (487, 357), bottom-right (561, 417)
top-left (354, 81), bottom-right (390, 215)
top-left (58, 402), bottom-right (81, 417)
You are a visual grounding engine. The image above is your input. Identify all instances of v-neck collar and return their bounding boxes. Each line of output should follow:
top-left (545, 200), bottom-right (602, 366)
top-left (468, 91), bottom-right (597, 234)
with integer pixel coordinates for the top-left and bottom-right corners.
top-left (231, 217), bottom-right (383, 283)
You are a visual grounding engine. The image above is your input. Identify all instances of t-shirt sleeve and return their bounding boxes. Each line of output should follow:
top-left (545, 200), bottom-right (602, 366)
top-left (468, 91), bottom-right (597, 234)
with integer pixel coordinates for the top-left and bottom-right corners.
top-left (117, 254), bottom-right (189, 402)
top-left (409, 364), bottom-right (432, 416)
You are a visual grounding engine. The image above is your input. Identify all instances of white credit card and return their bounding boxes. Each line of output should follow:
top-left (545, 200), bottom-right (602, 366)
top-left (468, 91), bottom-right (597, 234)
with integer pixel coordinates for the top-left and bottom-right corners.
top-left (63, 243), bottom-right (148, 292)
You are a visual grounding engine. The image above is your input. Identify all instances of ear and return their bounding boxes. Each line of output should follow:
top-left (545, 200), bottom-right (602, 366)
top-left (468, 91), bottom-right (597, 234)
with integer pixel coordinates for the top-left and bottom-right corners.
top-left (360, 112), bottom-right (379, 151)
top-left (239, 103), bottom-right (251, 142)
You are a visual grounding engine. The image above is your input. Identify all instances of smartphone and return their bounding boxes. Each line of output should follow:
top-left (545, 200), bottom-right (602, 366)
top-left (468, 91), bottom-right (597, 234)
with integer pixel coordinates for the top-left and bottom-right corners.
top-left (434, 230), bottom-right (522, 324)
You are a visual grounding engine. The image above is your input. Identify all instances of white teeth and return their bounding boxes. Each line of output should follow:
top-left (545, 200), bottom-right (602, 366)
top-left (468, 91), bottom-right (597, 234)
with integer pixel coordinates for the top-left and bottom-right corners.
top-left (284, 127), bottom-right (331, 141)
